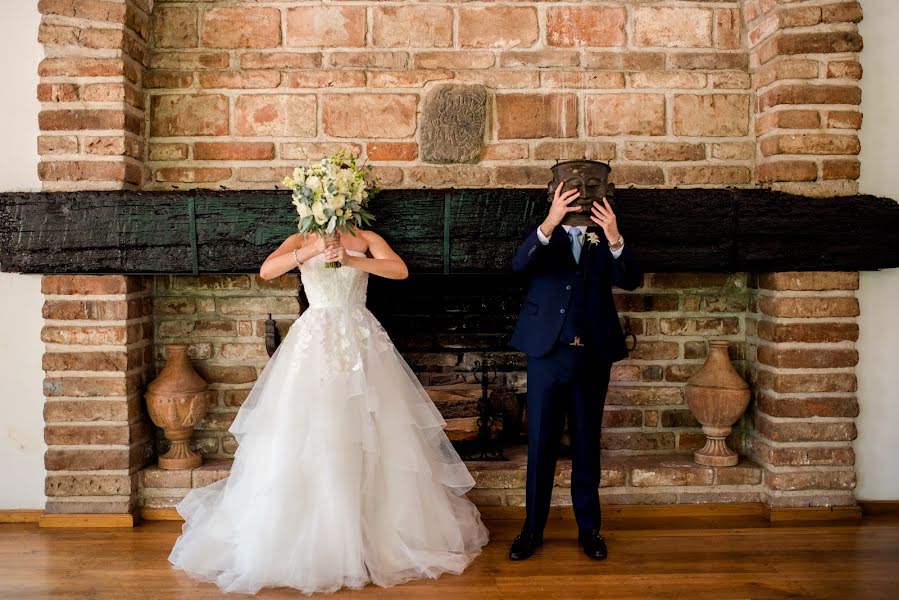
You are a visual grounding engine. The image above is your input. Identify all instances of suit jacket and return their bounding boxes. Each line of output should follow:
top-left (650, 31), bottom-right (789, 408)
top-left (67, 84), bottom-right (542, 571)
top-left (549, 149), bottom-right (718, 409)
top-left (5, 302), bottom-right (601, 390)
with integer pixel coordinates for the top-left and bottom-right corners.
top-left (509, 224), bottom-right (642, 362)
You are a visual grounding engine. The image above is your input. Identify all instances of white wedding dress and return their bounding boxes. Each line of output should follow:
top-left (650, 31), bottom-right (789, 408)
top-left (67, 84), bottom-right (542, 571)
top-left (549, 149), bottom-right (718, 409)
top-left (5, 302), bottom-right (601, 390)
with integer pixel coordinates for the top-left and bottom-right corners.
top-left (168, 250), bottom-right (490, 595)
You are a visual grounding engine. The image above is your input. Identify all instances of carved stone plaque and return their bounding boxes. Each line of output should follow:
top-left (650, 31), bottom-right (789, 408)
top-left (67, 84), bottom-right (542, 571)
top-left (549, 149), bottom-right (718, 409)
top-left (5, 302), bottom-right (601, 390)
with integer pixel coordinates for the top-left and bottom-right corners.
top-left (420, 84), bottom-right (487, 164)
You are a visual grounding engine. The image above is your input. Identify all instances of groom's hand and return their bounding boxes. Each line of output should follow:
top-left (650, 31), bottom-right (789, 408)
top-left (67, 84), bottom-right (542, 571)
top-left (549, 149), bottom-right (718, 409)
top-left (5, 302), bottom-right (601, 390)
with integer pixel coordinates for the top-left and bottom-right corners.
top-left (540, 181), bottom-right (581, 238)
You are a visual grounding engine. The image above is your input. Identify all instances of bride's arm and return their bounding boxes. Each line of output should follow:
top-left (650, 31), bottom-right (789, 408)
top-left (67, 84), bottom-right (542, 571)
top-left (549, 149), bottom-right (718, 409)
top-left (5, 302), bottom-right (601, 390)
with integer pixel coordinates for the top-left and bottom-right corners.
top-left (259, 234), bottom-right (325, 280)
top-left (341, 231), bottom-right (409, 280)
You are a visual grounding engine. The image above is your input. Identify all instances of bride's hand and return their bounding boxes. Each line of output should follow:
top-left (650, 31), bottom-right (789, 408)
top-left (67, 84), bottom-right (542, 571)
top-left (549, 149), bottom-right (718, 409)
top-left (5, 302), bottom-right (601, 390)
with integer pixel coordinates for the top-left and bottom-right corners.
top-left (311, 235), bottom-right (328, 256)
top-left (323, 240), bottom-right (348, 265)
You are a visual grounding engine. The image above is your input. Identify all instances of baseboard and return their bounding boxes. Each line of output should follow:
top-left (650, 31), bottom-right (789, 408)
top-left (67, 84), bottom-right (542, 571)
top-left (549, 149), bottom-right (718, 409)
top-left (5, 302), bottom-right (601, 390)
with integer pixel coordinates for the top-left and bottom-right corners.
top-left (140, 507), bottom-right (183, 522)
top-left (858, 500), bottom-right (899, 517)
top-left (765, 505), bottom-right (863, 526)
top-left (38, 513), bottom-right (137, 528)
top-left (31, 503), bottom-right (871, 528)
top-left (0, 509), bottom-right (43, 524)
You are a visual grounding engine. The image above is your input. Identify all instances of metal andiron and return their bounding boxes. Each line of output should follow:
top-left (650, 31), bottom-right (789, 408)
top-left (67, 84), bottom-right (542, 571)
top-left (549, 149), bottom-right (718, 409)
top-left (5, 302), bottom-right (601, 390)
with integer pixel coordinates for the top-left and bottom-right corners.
top-left (458, 355), bottom-right (508, 461)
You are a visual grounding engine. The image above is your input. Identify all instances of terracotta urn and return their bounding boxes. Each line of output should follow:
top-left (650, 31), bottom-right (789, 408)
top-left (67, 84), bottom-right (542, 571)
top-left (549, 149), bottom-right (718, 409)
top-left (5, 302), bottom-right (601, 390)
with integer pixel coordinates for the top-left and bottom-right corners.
top-left (145, 344), bottom-right (211, 470)
top-left (685, 340), bottom-right (750, 467)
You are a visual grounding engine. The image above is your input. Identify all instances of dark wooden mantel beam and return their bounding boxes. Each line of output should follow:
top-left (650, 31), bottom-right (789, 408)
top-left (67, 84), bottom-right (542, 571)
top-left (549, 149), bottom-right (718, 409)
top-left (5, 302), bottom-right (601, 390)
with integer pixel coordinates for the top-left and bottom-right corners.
top-left (1, 189), bottom-right (897, 274)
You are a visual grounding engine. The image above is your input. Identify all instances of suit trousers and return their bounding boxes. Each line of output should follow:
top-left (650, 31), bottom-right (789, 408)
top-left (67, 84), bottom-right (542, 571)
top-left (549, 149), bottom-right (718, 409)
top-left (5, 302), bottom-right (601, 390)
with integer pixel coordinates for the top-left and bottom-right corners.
top-left (524, 342), bottom-right (612, 535)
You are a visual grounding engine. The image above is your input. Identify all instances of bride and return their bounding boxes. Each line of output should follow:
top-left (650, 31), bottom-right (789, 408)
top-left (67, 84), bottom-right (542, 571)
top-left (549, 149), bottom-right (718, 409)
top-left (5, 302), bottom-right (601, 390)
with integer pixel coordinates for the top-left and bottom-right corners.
top-left (168, 229), bottom-right (490, 594)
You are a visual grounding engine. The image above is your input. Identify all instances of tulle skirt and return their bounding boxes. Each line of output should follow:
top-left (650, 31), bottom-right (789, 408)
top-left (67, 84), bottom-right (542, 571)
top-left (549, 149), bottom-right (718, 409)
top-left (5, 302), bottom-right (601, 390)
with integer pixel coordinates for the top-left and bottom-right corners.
top-left (167, 304), bottom-right (490, 595)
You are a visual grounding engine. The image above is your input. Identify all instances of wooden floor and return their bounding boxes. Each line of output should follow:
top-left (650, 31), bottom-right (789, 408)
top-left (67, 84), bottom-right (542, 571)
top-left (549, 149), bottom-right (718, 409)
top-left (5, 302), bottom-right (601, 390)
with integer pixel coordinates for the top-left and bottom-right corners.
top-left (2, 517), bottom-right (898, 599)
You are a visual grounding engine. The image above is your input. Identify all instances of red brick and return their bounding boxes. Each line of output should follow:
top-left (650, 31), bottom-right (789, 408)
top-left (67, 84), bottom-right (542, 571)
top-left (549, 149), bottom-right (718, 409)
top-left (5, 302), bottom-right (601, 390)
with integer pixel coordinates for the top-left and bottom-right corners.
top-left (240, 52), bottom-right (323, 70)
top-left (757, 346), bottom-right (858, 369)
top-left (39, 57), bottom-right (123, 78)
top-left (43, 399), bottom-right (132, 423)
top-left (404, 166), bottom-right (490, 187)
top-left (286, 6), bottom-right (366, 48)
top-left (38, 0), bottom-right (125, 22)
top-left (153, 6), bottom-right (197, 49)
top-left (758, 394), bottom-right (859, 419)
top-left (43, 377), bottom-right (128, 399)
top-left (585, 94), bottom-right (665, 136)
top-left (608, 165), bottom-right (665, 186)
top-left (148, 143), bottom-right (188, 161)
top-left (630, 71), bottom-right (706, 90)
top-left (673, 94), bottom-right (750, 137)
top-left (201, 7), bottom-right (281, 49)
top-left (83, 136), bottom-right (141, 158)
top-left (584, 52), bottom-right (665, 71)
top-left (765, 470), bottom-right (855, 492)
top-left (460, 7), bottom-right (538, 49)
top-left (826, 111), bottom-right (863, 129)
top-left (372, 6), bottom-right (453, 48)
top-left (715, 9), bottom-right (742, 50)
top-left (367, 142), bottom-right (417, 162)
top-left (198, 71), bottom-right (281, 89)
top-left (756, 272), bottom-right (859, 291)
top-left (496, 94), bottom-right (578, 139)
top-left (45, 448), bottom-right (130, 471)
top-left (500, 51), bottom-right (580, 69)
top-left (546, 7), bottom-right (626, 48)
top-left (760, 134), bottom-right (860, 156)
top-left (668, 53), bottom-right (748, 71)
top-left (753, 370), bottom-right (857, 394)
top-left (827, 61), bottom-right (863, 79)
top-left (155, 167), bottom-right (231, 183)
top-left (39, 110), bottom-right (130, 132)
top-left (150, 52), bottom-right (229, 71)
top-left (659, 317), bottom-right (740, 336)
top-left (282, 71), bottom-right (366, 88)
top-left (755, 59), bottom-right (819, 88)
top-left (37, 83), bottom-right (79, 102)
top-left (413, 51), bottom-right (495, 70)
top-left (193, 142), bottom-right (274, 161)
top-left (533, 141), bottom-right (616, 161)
top-left (758, 160), bottom-right (818, 183)
top-left (755, 320), bottom-right (858, 343)
top-left (235, 94), bottom-right (317, 137)
top-left (329, 51), bottom-right (406, 69)
top-left (150, 95), bottom-right (228, 137)
top-left (821, 2), bottom-right (864, 24)
top-left (38, 135), bottom-right (78, 155)
top-left (495, 166), bottom-right (549, 186)
top-left (669, 166), bottom-right (751, 185)
top-left (633, 7), bottom-right (713, 48)
top-left (322, 94), bottom-right (417, 138)
top-left (144, 71), bottom-right (194, 89)
top-left (625, 341), bottom-right (679, 361)
top-left (45, 474), bottom-right (137, 497)
top-left (38, 161), bottom-right (137, 184)
top-left (42, 299), bottom-right (144, 321)
top-left (766, 32), bottom-right (863, 59)
top-left (606, 386), bottom-right (683, 406)
top-left (541, 71), bottom-right (625, 89)
top-left (779, 6), bottom-right (822, 28)
top-left (756, 110), bottom-right (821, 135)
top-left (822, 159), bottom-right (861, 180)
top-left (280, 142), bottom-right (363, 161)
top-left (758, 295), bottom-right (859, 317)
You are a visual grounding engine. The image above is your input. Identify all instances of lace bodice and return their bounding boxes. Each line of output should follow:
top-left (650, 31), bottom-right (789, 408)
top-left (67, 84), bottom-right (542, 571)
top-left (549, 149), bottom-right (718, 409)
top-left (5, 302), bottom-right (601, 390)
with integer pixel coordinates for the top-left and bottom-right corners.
top-left (300, 250), bottom-right (369, 308)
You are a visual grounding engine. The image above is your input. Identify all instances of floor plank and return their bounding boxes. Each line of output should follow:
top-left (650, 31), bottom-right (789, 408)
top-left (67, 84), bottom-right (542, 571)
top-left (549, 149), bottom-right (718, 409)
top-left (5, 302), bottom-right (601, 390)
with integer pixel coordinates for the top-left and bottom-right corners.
top-left (1, 517), bottom-right (897, 599)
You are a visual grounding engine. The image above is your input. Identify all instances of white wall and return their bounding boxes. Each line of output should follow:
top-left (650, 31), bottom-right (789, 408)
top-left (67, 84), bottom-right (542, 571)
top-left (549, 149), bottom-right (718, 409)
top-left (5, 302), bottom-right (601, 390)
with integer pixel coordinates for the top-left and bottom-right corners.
top-left (855, 0), bottom-right (899, 500)
top-left (0, 1), bottom-right (45, 509)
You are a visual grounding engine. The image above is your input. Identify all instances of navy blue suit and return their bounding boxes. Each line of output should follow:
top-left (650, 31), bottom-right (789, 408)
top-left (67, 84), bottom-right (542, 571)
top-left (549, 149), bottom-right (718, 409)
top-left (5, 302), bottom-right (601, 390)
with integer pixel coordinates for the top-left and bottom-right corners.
top-left (510, 224), bottom-right (641, 535)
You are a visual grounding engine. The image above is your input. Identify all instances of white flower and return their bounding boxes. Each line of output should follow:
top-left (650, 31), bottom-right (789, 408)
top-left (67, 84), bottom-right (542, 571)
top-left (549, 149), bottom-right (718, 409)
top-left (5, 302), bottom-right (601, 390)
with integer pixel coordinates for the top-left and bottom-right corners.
top-left (330, 194), bottom-right (346, 209)
top-left (295, 202), bottom-right (311, 219)
top-left (305, 175), bottom-right (322, 191)
top-left (585, 232), bottom-right (601, 246)
top-left (311, 201), bottom-right (327, 225)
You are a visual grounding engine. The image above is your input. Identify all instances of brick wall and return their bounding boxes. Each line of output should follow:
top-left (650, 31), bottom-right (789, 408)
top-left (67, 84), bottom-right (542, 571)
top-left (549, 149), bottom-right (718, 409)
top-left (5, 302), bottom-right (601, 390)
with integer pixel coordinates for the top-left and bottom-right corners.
top-left (142, 0), bottom-right (755, 189)
top-left (41, 275), bottom-right (155, 516)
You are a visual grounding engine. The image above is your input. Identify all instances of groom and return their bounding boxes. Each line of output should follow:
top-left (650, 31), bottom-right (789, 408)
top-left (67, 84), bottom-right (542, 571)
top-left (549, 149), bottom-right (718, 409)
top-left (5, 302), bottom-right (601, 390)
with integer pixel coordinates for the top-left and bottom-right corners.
top-left (508, 180), bottom-right (642, 561)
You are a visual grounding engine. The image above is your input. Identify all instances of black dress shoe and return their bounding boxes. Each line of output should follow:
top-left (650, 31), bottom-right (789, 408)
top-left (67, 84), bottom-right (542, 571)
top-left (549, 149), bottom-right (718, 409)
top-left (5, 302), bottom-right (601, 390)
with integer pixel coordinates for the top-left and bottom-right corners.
top-left (578, 529), bottom-right (608, 560)
top-left (509, 530), bottom-right (543, 561)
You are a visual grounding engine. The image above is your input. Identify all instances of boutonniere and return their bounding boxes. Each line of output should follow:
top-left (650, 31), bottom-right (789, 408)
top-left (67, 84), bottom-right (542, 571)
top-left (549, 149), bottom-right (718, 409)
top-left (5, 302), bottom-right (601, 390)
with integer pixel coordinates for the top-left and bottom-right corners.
top-left (585, 232), bottom-right (601, 247)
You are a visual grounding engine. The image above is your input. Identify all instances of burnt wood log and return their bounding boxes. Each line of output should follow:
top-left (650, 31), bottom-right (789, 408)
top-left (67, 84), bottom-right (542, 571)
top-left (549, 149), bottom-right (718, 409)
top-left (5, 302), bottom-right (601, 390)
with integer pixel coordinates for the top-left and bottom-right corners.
top-left (1, 188), bottom-right (897, 274)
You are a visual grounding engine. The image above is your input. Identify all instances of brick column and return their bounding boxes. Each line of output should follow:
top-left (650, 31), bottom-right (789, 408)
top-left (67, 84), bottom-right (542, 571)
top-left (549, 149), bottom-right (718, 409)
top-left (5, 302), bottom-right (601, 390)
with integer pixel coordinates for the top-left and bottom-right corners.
top-left (37, 0), bottom-right (150, 190)
top-left (40, 275), bottom-right (155, 525)
top-left (744, 0), bottom-right (864, 196)
top-left (747, 272), bottom-right (860, 509)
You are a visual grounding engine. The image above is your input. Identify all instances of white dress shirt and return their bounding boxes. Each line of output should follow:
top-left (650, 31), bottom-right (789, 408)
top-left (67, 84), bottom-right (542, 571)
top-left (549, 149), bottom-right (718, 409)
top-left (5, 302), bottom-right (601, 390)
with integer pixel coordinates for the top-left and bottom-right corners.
top-left (536, 224), bottom-right (624, 259)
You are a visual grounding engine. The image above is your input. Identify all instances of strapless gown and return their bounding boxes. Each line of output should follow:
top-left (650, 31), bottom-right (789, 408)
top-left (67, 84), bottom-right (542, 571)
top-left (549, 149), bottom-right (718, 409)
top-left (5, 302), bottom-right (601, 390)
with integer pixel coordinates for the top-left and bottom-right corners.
top-left (168, 250), bottom-right (489, 595)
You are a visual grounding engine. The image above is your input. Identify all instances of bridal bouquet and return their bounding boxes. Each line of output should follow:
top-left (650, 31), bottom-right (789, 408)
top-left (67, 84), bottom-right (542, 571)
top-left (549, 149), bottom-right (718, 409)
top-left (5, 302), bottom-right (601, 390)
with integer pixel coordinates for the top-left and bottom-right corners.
top-left (282, 150), bottom-right (378, 268)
